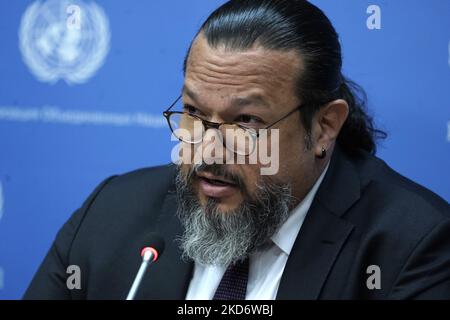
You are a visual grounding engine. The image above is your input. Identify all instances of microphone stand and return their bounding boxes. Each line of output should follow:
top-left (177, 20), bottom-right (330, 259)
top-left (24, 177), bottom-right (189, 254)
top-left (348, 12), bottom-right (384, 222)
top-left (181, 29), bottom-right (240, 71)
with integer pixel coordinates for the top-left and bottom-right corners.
top-left (126, 248), bottom-right (156, 300)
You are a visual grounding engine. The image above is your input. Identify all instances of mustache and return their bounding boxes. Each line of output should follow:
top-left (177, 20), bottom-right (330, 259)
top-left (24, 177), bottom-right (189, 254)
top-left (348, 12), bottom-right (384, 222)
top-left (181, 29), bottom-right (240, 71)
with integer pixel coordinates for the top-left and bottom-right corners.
top-left (186, 163), bottom-right (246, 190)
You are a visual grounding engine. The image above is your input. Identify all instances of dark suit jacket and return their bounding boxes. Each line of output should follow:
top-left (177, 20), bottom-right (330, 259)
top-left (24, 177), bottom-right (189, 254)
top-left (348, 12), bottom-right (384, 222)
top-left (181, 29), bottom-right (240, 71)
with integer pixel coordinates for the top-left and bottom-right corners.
top-left (23, 146), bottom-right (450, 299)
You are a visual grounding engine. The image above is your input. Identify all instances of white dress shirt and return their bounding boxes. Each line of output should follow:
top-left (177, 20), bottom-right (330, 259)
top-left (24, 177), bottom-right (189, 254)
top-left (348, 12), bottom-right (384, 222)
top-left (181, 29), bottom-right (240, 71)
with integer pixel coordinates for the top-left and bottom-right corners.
top-left (185, 162), bottom-right (330, 300)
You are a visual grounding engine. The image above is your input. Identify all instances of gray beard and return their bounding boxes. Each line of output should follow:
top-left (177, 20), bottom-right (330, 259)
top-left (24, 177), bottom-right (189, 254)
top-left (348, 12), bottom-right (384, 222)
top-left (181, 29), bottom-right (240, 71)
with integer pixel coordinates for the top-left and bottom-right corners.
top-left (175, 164), bottom-right (294, 267)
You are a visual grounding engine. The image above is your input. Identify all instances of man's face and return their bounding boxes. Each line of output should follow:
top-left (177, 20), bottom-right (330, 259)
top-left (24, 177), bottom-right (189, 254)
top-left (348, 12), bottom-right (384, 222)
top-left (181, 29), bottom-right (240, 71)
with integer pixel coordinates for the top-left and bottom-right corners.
top-left (180, 35), bottom-right (317, 212)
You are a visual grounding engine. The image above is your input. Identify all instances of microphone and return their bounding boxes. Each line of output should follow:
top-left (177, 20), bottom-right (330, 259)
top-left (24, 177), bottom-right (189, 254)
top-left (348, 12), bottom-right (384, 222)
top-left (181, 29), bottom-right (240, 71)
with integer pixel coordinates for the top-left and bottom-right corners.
top-left (126, 232), bottom-right (165, 300)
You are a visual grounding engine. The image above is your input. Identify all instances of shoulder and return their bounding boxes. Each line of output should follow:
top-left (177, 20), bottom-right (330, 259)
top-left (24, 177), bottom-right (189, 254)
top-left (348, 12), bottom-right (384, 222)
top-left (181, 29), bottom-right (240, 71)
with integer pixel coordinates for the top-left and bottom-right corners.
top-left (79, 164), bottom-right (178, 222)
top-left (343, 150), bottom-right (450, 264)
top-left (65, 164), bottom-right (178, 267)
top-left (63, 164), bottom-right (178, 252)
top-left (351, 150), bottom-right (449, 223)
top-left (96, 164), bottom-right (178, 199)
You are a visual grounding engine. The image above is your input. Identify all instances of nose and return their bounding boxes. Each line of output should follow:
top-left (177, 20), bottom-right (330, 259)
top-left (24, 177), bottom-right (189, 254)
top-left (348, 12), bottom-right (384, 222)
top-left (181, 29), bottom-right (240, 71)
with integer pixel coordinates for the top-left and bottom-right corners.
top-left (200, 127), bottom-right (227, 164)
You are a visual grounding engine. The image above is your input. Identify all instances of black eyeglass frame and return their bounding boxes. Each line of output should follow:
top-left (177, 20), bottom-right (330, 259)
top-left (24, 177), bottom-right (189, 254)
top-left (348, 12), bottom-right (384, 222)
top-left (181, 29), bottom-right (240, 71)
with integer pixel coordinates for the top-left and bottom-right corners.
top-left (162, 95), bottom-right (304, 143)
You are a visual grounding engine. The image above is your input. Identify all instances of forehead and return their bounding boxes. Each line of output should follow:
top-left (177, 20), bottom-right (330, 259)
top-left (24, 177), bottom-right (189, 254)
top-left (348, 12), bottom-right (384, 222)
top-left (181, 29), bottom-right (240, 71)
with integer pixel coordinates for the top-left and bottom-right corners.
top-left (184, 35), bottom-right (302, 105)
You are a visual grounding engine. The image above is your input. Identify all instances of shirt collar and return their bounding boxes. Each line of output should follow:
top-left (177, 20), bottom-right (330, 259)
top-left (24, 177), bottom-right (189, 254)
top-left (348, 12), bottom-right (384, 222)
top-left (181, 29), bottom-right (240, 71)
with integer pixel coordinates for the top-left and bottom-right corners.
top-left (271, 161), bottom-right (330, 255)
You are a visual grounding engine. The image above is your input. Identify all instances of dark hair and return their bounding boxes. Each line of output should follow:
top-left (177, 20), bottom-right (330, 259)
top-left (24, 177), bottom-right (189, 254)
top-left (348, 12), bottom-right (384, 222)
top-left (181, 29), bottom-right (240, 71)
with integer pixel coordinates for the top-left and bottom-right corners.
top-left (184, 0), bottom-right (386, 155)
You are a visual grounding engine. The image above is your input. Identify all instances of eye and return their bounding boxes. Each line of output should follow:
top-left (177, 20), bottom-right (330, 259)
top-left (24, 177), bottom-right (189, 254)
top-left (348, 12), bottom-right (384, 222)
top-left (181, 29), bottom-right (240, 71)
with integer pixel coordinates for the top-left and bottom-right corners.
top-left (235, 114), bottom-right (263, 125)
top-left (183, 104), bottom-right (200, 115)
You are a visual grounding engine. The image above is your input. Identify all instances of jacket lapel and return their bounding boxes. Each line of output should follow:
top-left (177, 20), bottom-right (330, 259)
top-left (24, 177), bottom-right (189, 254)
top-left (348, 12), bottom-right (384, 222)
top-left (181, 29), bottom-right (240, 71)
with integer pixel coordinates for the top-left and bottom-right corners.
top-left (276, 146), bottom-right (360, 299)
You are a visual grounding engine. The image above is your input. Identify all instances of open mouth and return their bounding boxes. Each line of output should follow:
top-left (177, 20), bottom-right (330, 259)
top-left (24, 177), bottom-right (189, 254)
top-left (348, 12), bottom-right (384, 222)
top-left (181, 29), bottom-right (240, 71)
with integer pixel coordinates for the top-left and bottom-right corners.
top-left (195, 172), bottom-right (239, 198)
top-left (196, 171), bottom-right (236, 184)
top-left (199, 176), bottom-right (236, 187)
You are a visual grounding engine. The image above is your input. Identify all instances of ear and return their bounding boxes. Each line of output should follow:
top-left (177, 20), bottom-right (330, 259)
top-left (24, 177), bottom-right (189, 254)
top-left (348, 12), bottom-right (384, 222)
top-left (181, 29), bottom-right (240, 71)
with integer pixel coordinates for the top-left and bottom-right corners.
top-left (313, 99), bottom-right (349, 157)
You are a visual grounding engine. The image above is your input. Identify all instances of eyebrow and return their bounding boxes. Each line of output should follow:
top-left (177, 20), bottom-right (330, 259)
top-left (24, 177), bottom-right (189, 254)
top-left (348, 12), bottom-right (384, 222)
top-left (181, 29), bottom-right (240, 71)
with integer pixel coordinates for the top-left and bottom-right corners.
top-left (182, 85), bottom-right (270, 109)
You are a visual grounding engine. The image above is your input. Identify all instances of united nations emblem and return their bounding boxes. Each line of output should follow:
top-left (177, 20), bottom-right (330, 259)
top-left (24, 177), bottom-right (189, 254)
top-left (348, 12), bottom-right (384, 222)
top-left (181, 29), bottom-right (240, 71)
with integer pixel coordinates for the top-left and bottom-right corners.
top-left (19, 0), bottom-right (110, 85)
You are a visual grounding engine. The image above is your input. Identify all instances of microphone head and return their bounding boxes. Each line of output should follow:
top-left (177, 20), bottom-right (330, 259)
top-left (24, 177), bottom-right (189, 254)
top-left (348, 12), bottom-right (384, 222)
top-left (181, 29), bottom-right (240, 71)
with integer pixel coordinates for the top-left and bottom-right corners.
top-left (140, 232), bottom-right (165, 262)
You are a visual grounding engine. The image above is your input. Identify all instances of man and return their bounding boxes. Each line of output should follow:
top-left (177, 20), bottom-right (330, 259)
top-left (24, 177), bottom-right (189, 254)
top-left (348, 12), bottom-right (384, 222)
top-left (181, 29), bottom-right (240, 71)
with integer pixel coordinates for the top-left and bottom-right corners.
top-left (24, 0), bottom-right (450, 299)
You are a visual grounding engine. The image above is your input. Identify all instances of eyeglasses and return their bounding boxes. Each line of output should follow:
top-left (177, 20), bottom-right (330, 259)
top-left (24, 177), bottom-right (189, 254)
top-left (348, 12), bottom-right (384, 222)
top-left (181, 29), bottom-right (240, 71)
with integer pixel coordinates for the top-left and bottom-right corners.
top-left (163, 95), bottom-right (303, 155)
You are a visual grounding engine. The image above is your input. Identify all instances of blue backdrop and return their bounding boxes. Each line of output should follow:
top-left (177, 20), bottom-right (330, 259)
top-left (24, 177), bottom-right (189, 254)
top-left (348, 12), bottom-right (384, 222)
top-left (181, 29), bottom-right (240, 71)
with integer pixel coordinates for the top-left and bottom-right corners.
top-left (0, 0), bottom-right (449, 299)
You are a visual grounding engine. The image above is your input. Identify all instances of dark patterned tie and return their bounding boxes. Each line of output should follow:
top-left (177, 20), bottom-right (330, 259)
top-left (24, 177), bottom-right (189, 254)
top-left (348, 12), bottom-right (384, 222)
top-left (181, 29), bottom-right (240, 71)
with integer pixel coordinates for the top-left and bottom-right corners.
top-left (212, 257), bottom-right (249, 300)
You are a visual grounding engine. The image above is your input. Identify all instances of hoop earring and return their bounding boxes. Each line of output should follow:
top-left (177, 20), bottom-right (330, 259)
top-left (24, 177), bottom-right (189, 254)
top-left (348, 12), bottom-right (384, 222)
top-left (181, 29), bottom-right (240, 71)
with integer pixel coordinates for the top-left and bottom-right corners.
top-left (317, 146), bottom-right (327, 159)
